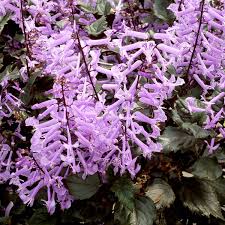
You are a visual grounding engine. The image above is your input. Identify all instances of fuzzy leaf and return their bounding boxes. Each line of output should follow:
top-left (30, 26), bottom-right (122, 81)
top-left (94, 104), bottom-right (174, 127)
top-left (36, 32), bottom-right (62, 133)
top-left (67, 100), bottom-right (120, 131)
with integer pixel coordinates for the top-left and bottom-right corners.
top-left (191, 157), bottom-right (222, 181)
top-left (66, 174), bottom-right (100, 200)
top-left (180, 178), bottom-right (224, 220)
top-left (145, 178), bottom-right (175, 209)
top-left (129, 196), bottom-right (156, 225)
top-left (0, 65), bottom-right (20, 83)
top-left (159, 126), bottom-right (196, 152)
top-left (181, 122), bottom-right (215, 139)
top-left (20, 71), bottom-right (40, 105)
top-left (116, 196), bottom-right (156, 225)
top-left (86, 16), bottom-right (107, 36)
top-left (96, 0), bottom-right (112, 15)
top-left (111, 177), bottom-right (135, 211)
top-left (28, 208), bottom-right (57, 225)
top-left (153, 0), bottom-right (174, 22)
top-left (0, 13), bottom-right (11, 33)
top-left (204, 178), bottom-right (225, 204)
top-left (77, 1), bottom-right (97, 13)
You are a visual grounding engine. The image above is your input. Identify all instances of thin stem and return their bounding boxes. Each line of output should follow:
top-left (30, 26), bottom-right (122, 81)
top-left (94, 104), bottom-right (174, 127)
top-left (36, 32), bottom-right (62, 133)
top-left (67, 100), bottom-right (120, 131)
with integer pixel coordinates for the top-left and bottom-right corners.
top-left (186, 0), bottom-right (205, 77)
top-left (61, 80), bottom-right (70, 127)
top-left (75, 31), bottom-right (99, 101)
top-left (180, 0), bottom-right (205, 95)
top-left (32, 155), bottom-right (45, 174)
top-left (178, 0), bottom-right (184, 11)
top-left (70, 4), bottom-right (99, 101)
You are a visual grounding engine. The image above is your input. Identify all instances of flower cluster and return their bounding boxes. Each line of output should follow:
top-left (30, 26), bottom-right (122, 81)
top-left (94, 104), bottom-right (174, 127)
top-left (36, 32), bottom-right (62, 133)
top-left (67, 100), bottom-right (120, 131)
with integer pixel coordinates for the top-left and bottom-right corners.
top-left (162, 0), bottom-right (225, 152)
top-left (0, 0), bottom-right (224, 214)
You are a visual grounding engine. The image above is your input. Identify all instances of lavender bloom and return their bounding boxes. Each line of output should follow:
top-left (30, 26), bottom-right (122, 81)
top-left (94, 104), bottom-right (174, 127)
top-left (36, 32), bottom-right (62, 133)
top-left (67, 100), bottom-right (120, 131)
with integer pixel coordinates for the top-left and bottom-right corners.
top-left (1, 0), bottom-right (224, 215)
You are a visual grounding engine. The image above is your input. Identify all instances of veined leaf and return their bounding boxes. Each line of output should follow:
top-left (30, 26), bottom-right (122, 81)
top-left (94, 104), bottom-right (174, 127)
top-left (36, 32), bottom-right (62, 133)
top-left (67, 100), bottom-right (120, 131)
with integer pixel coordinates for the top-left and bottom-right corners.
top-left (28, 208), bottom-right (57, 225)
top-left (86, 16), bottom-right (107, 36)
top-left (0, 65), bottom-right (20, 83)
top-left (115, 196), bottom-right (156, 225)
top-left (204, 178), bottom-right (225, 204)
top-left (153, 0), bottom-right (174, 22)
top-left (20, 70), bottom-right (40, 105)
top-left (145, 178), bottom-right (175, 209)
top-left (96, 0), bottom-right (112, 15)
top-left (66, 174), bottom-right (100, 200)
top-left (77, 1), bottom-right (97, 13)
top-left (0, 13), bottom-right (11, 33)
top-left (180, 178), bottom-right (224, 220)
top-left (191, 157), bottom-right (222, 181)
top-left (159, 126), bottom-right (196, 153)
top-left (111, 177), bottom-right (135, 211)
top-left (129, 196), bottom-right (156, 225)
top-left (181, 122), bottom-right (215, 139)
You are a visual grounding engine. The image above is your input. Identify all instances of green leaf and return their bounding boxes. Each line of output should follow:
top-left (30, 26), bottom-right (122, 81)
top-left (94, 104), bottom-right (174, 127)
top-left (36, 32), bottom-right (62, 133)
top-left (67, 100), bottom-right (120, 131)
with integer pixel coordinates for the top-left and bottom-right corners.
top-left (115, 196), bottom-right (156, 225)
top-left (95, 83), bottom-right (102, 93)
top-left (114, 203), bottom-right (132, 225)
top-left (203, 178), bottom-right (225, 204)
top-left (77, 2), bottom-right (97, 13)
top-left (191, 157), bottom-right (222, 181)
top-left (173, 97), bottom-right (207, 126)
top-left (166, 64), bottom-right (176, 75)
top-left (86, 16), bottom-right (107, 36)
top-left (55, 19), bottom-right (68, 29)
top-left (66, 174), bottom-right (100, 200)
top-left (191, 111), bottom-right (207, 125)
top-left (129, 196), bottom-right (156, 225)
top-left (20, 70), bottom-right (40, 105)
top-left (0, 13), bottom-right (11, 33)
top-left (171, 109), bottom-right (185, 125)
top-left (0, 65), bottom-right (20, 83)
top-left (153, 0), bottom-right (174, 22)
top-left (159, 126), bottom-right (196, 153)
top-left (181, 122), bottom-right (215, 139)
top-left (111, 177), bottom-right (135, 211)
top-left (145, 178), bottom-right (175, 209)
top-left (96, 0), bottom-right (112, 15)
top-left (179, 178), bottom-right (224, 220)
top-left (28, 208), bottom-right (57, 225)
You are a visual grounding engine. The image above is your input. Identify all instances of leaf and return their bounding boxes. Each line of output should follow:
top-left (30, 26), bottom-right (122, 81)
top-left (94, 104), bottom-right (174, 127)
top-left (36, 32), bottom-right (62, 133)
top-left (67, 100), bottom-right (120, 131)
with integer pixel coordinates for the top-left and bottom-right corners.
top-left (153, 0), bottom-right (174, 22)
top-left (190, 111), bottom-right (207, 125)
top-left (20, 70), bottom-right (40, 105)
top-left (181, 122), bottom-right (215, 139)
top-left (114, 203), bottom-right (132, 225)
top-left (96, 0), bottom-right (112, 15)
top-left (111, 177), bottom-right (135, 211)
top-left (179, 178), bottom-right (224, 220)
top-left (191, 157), bottom-right (222, 181)
top-left (145, 178), bottom-right (175, 209)
top-left (77, 2), bottom-right (97, 13)
top-left (86, 16), bottom-right (107, 37)
top-left (66, 174), bottom-right (100, 200)
top-left (204, 178), bottom-right (225, 204)
top-left (95, 83), bottom-right (102, 93)
top-left (166, 64), bottom-right (176, 75)
top-left (0, 13), bottom-right (11, 33)
top-left (129, 196), bottom-right (156, 225)
top-left (0, 65), bottom-right (20, 83)
top-left (28, 208), bottom-right (57, 225)
top-left (159, 126), bottom-right (196, 153)
top-left (55, 19), bottom-right (68, 29)
top-left (115, 196), bottom-right (156, 225)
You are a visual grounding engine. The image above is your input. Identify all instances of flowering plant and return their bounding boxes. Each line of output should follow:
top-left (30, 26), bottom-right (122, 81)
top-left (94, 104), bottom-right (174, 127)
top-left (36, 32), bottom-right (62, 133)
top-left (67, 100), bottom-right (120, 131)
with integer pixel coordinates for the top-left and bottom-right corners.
top-left (0, 0), bottom-right (225, 224)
